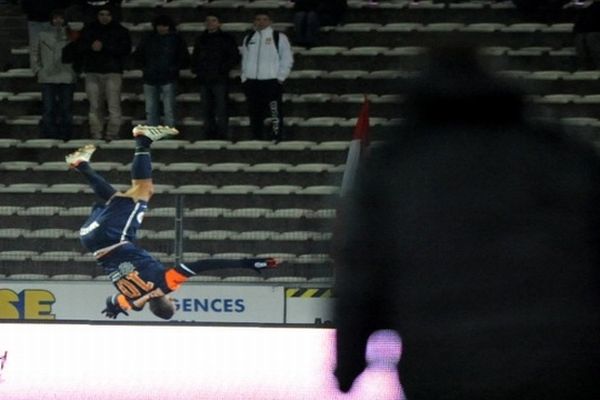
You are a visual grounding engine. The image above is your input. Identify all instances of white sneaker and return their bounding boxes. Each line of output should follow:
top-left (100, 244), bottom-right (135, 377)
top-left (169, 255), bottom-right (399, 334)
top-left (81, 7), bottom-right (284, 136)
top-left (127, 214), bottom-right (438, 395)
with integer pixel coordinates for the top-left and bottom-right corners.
top-left (132, 125), bottom-right (179, 142)
top-left (65, 144), bottom-right (96, 168)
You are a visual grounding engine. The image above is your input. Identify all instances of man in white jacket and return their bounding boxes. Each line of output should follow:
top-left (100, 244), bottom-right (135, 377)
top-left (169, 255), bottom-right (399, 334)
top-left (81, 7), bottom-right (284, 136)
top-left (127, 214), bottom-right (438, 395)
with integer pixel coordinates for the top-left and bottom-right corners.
top-left (241, 12), bottom-right (293, 141)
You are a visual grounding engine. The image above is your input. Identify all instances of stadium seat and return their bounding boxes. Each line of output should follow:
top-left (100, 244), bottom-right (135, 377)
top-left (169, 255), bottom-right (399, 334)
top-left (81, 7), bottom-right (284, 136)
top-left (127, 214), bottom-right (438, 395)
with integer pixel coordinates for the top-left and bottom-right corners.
top-left (186, 207), bottom-right (228, 217)
top-left (223, 208), bottom-right (271, 218)
top-left (420, 23), bottom-right (465, 32)
top-left (225, 140), bottom-right (271, 150)
top-left (285, 163), bottom-right (335, 173)
top-left (17, 206), bottom-right (64, 216)
top-left (377, 23), bottom-right (423, 32)
top-left (306, 209), bottom-right (337, 219)
top-left (296, 254), bottom-right (332, 264)
top-left (298, 186), bottom-right (340, 195)
top-left (0, 206), bottom-right (23, 216)
top-left (335, 23), bottom-right (382, 32)
top-left (254, 185), bottom-right (302, 195)
top-left (151, 207), bottom-right (177, 217)
top-left (201, 163), bottom-right (250, 172)
top-left (186, 140), bottom-right (231, 150)
top-left (502, 23), bottom-right (547, 32)
top-left (41, 183), bottom-right (90, 193)
top-left (462, 23), bottom-right (506, 32)
top-left (31, 251), bottom-right (79, 262)
top-left (169, 184), bottom-right (217, 194)
top-left (189, 230), bottom-right (235, 240)
top-left (210, 185), bottom-right (260, 194)
top-left (0, 183), bottom-right (46, 193)
top-left (0, 161), bottom-right (37, 170)
top-left (311, 141), bottom-right (350, 151)
top-left (229, 231), bottom-right (276, 240)
top-left (266, 141), bottom-right (315, 151)
top-left (266, 208), bottom-right (309, 219)
top-left (342, 46), bottom-right (389, 56)
top-left (0, 250), bottom-right (36, 260)
top-left (158, 163), bottom-right (205, 172)
top-left (244, 163), bottom-right (292, 173)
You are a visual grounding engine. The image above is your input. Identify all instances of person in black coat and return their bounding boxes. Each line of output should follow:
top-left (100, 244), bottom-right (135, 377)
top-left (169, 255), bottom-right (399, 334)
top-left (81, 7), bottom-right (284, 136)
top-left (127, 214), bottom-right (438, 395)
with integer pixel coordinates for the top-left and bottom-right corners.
top-left (191, 13), bottom-right (240, 139)
top-left (133, 14), bottom-right (189, 128)
top-left (334, 45), bottom-right (600, 400)
top-left (292, 0), bottom-right (319, 48)
top-left (573, 0), bottom-right (600, 69)
top-left (78, 5), bottom-right (131, 139)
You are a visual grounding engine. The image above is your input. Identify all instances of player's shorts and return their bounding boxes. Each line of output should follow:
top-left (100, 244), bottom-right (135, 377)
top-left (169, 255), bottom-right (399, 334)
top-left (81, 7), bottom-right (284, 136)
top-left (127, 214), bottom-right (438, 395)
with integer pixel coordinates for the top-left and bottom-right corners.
top-left (79, 196), bottom-right (148, 253)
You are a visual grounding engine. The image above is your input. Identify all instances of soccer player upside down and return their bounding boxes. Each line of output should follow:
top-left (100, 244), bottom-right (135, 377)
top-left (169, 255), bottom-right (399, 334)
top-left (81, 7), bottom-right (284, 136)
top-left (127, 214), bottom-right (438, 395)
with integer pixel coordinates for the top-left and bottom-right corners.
top-left (66, 125), bottom-right (277, 319)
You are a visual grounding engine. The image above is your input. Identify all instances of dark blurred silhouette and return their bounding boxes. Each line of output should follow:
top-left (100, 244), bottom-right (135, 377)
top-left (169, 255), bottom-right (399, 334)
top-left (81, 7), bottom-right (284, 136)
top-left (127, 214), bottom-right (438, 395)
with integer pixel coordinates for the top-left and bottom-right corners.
top-left (334, 45), bottom-right (600, 400)
top-left (573, 0), bottom-right (600, 69)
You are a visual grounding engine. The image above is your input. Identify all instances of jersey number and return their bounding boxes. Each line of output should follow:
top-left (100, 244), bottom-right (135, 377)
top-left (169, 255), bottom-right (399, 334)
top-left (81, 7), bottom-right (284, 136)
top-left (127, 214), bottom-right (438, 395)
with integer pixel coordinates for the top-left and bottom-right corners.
top-left (115, 271), bottom-right (155, 299)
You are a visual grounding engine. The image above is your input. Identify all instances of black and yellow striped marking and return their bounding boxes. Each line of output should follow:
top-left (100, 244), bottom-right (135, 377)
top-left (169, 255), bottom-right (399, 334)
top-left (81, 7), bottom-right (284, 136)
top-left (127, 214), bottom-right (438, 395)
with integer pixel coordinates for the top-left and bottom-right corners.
top-left (286, 288), bottom-right (333, 298)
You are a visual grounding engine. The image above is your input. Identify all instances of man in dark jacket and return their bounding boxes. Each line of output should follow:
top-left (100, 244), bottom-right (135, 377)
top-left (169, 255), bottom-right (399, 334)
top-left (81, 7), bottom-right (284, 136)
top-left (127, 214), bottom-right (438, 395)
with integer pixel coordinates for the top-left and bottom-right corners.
top-left (78, 5), bottom-right (131, 140)
top-left (334, 45), bottom-right (600, 399)
top-left (133, 15), bottom-right (189, 128)
top-left (191, 13), bottom-right (240, 139)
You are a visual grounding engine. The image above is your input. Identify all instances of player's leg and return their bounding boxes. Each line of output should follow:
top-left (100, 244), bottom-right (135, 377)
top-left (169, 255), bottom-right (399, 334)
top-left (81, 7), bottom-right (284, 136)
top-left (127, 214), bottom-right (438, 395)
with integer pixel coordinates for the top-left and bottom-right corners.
top-left (66, 144), bottom-right (117, 201)
top-left (120, 125), bottom-right (179, 202)
top-left (172, 257), bottom-right (278, 281)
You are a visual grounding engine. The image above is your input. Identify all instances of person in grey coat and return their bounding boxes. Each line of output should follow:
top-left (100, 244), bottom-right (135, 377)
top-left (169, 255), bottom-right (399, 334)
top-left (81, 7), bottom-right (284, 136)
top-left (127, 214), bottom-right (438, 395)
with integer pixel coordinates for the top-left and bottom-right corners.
top-left (31, 9), bottom-right (77, 140)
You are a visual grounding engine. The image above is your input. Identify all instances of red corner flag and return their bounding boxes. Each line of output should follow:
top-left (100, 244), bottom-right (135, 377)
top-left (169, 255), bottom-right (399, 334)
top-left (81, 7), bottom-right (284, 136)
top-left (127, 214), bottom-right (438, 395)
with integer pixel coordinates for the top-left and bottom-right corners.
top-left (340, 96), bottom-right (370, 196)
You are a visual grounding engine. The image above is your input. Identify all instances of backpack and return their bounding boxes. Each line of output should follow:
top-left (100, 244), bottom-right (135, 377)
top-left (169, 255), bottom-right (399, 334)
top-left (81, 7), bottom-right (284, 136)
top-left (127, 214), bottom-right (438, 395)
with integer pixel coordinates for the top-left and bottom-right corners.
top-left (243, 29), bottom-right (280, 53)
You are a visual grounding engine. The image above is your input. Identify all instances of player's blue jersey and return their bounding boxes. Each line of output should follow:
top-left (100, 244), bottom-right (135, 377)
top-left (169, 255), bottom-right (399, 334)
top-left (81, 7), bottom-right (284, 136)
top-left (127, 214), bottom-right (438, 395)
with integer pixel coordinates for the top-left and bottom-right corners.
top-left (98, 242), bottom-right (172, 297)
top-left (79, 196), bottom-right (148, 252)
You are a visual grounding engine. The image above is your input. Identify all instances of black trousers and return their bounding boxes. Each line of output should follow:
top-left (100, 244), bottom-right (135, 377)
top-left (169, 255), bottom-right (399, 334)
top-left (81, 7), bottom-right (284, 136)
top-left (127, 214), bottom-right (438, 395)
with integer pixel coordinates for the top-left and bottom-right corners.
top-left (243, 79), bottom-right (284, 140)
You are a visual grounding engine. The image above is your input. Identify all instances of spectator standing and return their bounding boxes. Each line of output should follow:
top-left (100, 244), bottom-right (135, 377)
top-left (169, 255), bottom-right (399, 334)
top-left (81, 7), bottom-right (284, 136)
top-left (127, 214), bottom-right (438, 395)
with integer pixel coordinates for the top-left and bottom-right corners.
top-left (133, 15), bottom-right (189, 128)
top-left (21, 0), bottom-right (71, 68)
top-left (573, 0), bottom-right (600, 69)
top-left (191, 13), bottom-right (240, 139)
top-left (31, 9), bottom-right (77, 140)
top-left (241, 12), bottom-right (293, 141)
top-left (78, 6), bottom-right (131, 140)
top-left (292, 0), bottom-right (319, 48)
top-left (317, 0), bottom-right (347, 27)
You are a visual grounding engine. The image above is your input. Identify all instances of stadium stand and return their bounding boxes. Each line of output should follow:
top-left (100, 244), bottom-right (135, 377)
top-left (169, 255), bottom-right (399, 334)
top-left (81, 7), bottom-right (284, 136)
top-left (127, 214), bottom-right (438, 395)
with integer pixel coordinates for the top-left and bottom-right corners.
top-left (0, 0), bottom-right (597, 282)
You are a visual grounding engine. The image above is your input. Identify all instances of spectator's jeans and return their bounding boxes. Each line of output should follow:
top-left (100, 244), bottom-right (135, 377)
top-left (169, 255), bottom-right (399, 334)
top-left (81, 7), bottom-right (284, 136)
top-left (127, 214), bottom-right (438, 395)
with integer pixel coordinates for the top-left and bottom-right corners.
top-left (243, 79), bottom-right (284, 141)
top-left (40, 83), bottom-right (75, 140)
top-left (293, 11), bottom-right (319, 46)
top-left (143, 82), bottom-right (177, 127)
top-left (200, 81), bottom-right (229, 139)
top-left (85, 73), bottom-right (123, 139)
top-left (575, 32), bottom-right (600, 70)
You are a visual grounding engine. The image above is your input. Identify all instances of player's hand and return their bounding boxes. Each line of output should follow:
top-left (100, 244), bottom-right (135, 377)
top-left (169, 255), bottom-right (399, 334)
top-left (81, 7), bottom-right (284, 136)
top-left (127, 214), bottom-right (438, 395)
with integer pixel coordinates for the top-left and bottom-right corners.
top-left (101, 295), bottom-right (130, 319)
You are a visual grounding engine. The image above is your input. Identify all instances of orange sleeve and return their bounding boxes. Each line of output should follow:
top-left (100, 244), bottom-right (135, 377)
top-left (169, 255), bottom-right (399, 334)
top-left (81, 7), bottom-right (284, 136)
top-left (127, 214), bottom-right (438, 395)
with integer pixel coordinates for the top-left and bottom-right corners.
top-left (164, 268), bottom-right (189, 292)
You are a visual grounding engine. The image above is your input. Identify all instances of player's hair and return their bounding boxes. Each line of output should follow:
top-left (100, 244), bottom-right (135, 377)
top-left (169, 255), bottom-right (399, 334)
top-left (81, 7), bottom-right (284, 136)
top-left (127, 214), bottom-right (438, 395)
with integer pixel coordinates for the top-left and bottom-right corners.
top-left (149, 297), bottom-right (175, 320)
